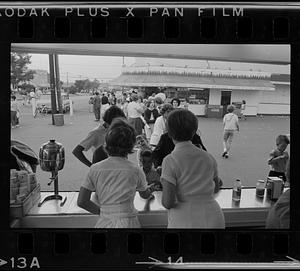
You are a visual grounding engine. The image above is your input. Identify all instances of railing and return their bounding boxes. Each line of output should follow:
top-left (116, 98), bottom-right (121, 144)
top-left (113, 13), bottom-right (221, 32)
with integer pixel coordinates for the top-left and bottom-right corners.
top-left (122, 65), bottom-right (271, 80)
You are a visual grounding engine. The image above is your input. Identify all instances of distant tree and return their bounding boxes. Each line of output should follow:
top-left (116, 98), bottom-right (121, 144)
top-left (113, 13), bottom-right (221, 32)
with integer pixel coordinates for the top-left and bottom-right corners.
top-left (72, 79), bottom-right (100, 93)
top-left (18, 83), bottom-right (36, 95)
top-left (73, 79), bottom-right (88, 93)
top-left (65, 85), bottom-right (77, 94)
top-left (89, 79), bottom-right (100, 90)
top-left (11, 52), bottom-right (36, 90)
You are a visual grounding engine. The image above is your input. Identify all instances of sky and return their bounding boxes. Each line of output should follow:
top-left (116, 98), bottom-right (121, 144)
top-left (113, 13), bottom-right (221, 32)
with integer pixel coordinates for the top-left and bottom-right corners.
top-left (28, 53), bottom-right (290, 84)
top-left (28, 54), bottom-right (136, 83)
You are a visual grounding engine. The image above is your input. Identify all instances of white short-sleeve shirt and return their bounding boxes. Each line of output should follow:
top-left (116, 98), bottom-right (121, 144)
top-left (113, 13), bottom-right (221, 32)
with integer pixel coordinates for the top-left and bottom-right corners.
top-left (223, 113), bottom-right (239, 131)
top-left (127, 101), bottom-right (143, 118)
top-left (161, 141), bottom-right (218, 201)
top-left (149, 116), bottom-right (166, 146)
top-left (82, 156), bottom-right (148, 205)
top-left (79, 125), bottom-right (107, 152)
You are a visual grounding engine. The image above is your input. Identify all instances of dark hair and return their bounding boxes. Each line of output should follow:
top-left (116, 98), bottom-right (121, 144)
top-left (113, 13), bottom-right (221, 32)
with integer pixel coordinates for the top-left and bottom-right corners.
top-left (105, 118), bottom-right (136, 157)
top-left (276, 134), bottom-right (290, 145)
top-left (146, 99), bottom-right (155, 107)
top-left (102, 105), bottom-right (126, 125)
top-left (155, 96), bottom-right (164, 105)
top-left (140, 149), bottom-right (153, 159)
top-left (102, 96), bottom-right (109, 104)
top-left (227, 105), bottom-right (235, 113)
top-left (242, 100), bottom-right (246, 104)
top-left (167, 109), bottom-right (198, 141)
top-left (131, 94), bottom-right (138, 101)
top-left (171, 98), bottom-right (181, 107)
top-left (160, 103), bottom-right (173, 115)
top-left (95, 92), bottom-right (99, 95)
top-left (11, 95), bottom-right (16, 100)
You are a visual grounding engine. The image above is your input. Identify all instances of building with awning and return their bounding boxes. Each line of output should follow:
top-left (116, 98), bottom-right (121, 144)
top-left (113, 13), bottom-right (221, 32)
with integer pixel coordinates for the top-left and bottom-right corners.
top-left (110, 73), bottom-right (275, 91)
top-left (11, 43), bottom-right (290, 117)
top-left (109, 59), bottom-right (289, 116)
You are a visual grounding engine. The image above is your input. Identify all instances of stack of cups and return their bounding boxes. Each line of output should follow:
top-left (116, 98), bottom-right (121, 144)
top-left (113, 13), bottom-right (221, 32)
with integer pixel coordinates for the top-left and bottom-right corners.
top-left (10, 169), bottom-right (19, 204)
top-left (17, 170), bottom-right (29, 203)
top-left (28, 173), bottom-right (37, 192)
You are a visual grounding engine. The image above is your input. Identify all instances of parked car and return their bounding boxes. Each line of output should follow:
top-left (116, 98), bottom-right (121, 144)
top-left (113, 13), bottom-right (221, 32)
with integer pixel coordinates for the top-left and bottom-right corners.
top-left (36, 93), bottom-right (73, 113)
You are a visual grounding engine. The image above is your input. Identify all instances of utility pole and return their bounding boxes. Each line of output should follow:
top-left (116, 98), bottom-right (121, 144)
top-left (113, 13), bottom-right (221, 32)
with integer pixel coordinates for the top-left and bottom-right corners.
top-left (49, 54), bottom-right (58, 124)
top-left (67, 72), bottom-right (69, 87)
top-left (54, 54), bottom-right (63, 114)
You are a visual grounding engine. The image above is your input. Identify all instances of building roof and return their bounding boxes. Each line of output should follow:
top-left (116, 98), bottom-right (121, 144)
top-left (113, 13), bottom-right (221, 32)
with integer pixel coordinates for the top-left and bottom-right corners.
top-left (133, 58), bottom-right (290, 74)
top-left (109, 73), bottom-right (275, 91)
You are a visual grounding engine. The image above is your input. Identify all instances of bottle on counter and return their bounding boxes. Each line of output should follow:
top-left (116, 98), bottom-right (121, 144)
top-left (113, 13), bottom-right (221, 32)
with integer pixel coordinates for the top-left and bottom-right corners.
top-left (256, 180), bottom-right (265, 198)
top-left (232, 179), bottom-right (242, 202)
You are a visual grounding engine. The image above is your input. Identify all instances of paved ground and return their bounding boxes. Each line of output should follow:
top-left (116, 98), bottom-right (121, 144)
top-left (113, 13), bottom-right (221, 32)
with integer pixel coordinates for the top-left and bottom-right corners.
top-left (11, 94), bottom-right (290, 191)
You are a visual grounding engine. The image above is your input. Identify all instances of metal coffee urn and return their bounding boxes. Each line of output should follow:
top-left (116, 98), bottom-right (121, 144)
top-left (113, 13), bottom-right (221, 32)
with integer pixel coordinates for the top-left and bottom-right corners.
top-left (38, 139), bottom-right (67, 207)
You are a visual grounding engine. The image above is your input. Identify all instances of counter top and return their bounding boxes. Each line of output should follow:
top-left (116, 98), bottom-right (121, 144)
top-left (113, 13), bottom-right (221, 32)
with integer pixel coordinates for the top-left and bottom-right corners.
top-left (26, 188), bottom-right (277, 215)
top-left (11, 188), bottom-right (287, 228)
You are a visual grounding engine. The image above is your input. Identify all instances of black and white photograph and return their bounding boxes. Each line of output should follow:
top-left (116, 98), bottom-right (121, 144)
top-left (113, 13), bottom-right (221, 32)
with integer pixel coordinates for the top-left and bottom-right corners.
top-left (10, 43), bottom-right (290, 229)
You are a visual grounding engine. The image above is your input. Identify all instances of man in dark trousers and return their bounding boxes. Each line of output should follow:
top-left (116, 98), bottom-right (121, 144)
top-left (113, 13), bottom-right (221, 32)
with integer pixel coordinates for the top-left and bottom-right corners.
top-left (93, 92), bottom-right (101, 121)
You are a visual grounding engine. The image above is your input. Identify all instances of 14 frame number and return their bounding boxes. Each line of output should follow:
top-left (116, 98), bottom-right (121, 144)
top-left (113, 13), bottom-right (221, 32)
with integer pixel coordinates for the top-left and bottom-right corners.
top-left (10, 257), bottom-right (40, 269)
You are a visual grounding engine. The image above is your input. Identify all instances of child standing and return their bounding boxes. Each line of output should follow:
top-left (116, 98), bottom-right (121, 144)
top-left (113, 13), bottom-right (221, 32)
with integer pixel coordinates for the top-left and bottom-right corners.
top-left (77, 118), bottom-right (155, 228)
top-left (240, 100), bottom-right (246, 120)
top-left (140, 149), bottom-right (162, 191)
top-left (222, 105), bottom-right (239, 158)
top-left (136, 134), bottom-right (152, 167)
top-left (267, 134), bottom-right (290, 183)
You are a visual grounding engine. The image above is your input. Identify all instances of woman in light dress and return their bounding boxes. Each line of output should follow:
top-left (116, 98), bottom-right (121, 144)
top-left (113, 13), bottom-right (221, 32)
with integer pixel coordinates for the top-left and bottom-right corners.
top-left (161, 109), bottom-right (225, 228)
top-left (77, 118), bottom-right (155, 228)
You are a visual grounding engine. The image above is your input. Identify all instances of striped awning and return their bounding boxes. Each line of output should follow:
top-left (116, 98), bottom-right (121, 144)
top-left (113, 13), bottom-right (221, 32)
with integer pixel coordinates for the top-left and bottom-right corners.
top-left (109, 74), bottom-right (275, 91)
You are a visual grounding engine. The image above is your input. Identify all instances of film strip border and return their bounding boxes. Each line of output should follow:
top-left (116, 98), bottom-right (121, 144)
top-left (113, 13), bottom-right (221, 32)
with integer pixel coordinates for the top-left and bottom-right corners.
top-left (0, 230), bottom-right (300, 268)
top-left (0, 5), bottom-right (300, 41)
top-left (1, 3), bottom-right (300, 269)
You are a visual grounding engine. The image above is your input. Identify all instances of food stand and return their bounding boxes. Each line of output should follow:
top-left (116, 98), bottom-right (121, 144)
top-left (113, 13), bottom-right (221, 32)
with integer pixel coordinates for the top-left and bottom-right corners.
top-left (10, 187), bottom-right (287, 228)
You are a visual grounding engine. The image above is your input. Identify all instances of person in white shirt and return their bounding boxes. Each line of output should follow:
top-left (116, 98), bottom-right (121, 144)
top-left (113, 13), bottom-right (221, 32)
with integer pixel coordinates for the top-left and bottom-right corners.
top-left (149, 103), bottom-right (173, 147)
top-left (29, 90), bottom-right (36, 101)
top-left (77, 118), bottom-right (155, 228)
top-left (240, 100), bottom-right (246, 120)
top-left (36, 89), bottom-right (43, 100)
top-left (127, 94), bottom-right (144, 136)
top-left (161, 109), bottom-right (224, 228)
top-left (222, 105), bottom-right (239, 158)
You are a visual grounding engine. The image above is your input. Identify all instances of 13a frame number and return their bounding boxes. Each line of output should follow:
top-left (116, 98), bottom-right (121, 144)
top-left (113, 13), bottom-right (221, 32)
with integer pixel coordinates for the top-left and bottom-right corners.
top-left (10, 257), bottom-right (40, 269)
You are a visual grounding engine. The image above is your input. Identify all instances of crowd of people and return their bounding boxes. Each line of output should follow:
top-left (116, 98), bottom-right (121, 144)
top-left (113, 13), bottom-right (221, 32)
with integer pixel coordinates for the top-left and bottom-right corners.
top-left (11, 87), bottom-right (290, 229)
top-left (72, 91), bottom-right (291, 229)
top-left (75, 101), bottom-right (225, 228)
top-left (10, 87), bottom-right (45, 128)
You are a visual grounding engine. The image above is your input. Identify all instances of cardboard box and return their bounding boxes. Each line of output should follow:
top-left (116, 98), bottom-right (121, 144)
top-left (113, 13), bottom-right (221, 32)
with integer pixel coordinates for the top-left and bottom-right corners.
top-left (10, 184), bottom-right (41, 218)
